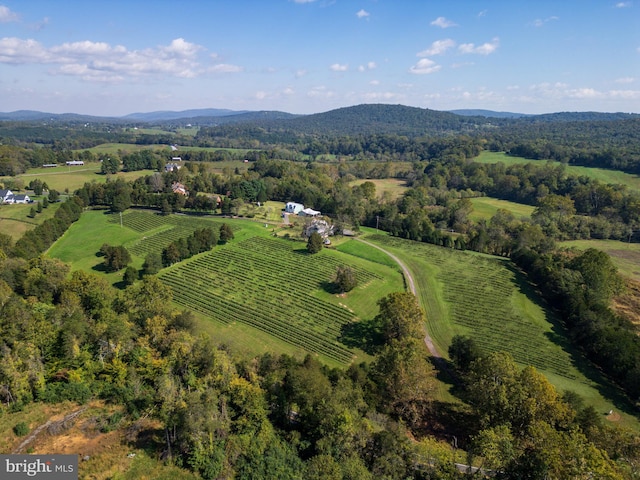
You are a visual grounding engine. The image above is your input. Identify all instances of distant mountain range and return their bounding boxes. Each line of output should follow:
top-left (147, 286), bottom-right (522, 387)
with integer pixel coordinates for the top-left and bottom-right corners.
top-left (0, 105), bottom-right (637, 130)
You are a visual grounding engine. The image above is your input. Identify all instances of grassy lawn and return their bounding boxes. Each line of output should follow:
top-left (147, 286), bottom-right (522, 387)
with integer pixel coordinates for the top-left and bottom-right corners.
top-left (560, 239), bottom-right (640, 282)
top-left (475, 151), bottom-right (640, 192)
top-left (350, 178), bottom-right (409, 200)
top-left (469, 196), bottom-right (535, 221)
top-left (359, 228), bottom-right (639, 430)
top-left (85, 143), bottom-right (173, 155)
top-left (0, 201), bottom-right (62, 241)
top-left (1, 163), bottom-right (155, 193)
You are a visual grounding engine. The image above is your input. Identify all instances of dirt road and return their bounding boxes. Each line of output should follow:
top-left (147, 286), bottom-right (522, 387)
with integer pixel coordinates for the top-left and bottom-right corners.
top-left (354, 238), bottom-right (441, 359)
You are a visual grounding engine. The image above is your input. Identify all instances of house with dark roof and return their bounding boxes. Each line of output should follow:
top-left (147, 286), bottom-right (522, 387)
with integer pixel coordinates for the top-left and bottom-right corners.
top-left (13, 194), bottom-right (31, 204)
top-left (0, 189), bottom-right (14, 203)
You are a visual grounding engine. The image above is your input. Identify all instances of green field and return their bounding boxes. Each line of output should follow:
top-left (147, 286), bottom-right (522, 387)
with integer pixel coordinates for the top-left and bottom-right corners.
top-left (358, 230), bottom-right (639, 429)
top-left (0, 200), bottom-right (62, 241)
top-left (469, 196), bottom-right (535, 221)
top-left (350, 178), bottom-right (409, 200)
top-left (561, 239), bottom-right (640, 282)
top-left (475, 151), bottom-right (640, 192)
top-left (48, 209), bottom-right (403, 367)
top-left (45, 208), bottom-right (640, 427)
top-left (1, 163), bottom-right (154, 194)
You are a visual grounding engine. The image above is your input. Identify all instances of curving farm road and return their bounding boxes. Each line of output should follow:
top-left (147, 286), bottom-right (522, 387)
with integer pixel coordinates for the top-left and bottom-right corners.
top-left (354, 238), bottom-right (441, 359)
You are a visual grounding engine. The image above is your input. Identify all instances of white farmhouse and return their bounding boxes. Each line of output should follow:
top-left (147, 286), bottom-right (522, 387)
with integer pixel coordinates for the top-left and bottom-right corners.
top-left (0, 189), bottom-right (14, 203)
top-left (285, 202), bottom-right (304, 214)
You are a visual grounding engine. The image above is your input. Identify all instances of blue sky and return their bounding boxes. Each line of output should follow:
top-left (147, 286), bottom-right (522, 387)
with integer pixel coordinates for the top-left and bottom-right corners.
top-left (0, 1), bottom-right (638, 116)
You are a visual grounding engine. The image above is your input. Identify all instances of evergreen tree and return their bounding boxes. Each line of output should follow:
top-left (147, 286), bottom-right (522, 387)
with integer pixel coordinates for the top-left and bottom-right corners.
top-left (307, 232), bottom-right (323, 254)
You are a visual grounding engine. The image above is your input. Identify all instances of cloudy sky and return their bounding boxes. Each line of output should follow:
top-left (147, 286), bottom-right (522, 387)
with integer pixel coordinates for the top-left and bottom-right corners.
top-left (1, 0), bottom-right (639, 116)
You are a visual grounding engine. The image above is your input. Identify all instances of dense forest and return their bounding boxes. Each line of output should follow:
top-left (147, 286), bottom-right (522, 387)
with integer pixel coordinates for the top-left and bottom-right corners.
top-left (2, 104), bottom-right (640, 478)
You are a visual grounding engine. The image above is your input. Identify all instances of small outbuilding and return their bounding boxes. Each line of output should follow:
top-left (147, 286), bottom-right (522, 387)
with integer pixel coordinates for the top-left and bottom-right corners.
top-left (285, 202), bottom-right (304, 214)
top-left (300, 207), bottom-right (321, 217)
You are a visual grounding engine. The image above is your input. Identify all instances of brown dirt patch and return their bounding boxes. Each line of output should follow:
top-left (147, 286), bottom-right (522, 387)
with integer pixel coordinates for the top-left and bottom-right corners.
top-left (612, 278), bottom-right (640, 333)
top-left (606, 411), bottom-right (621, 422)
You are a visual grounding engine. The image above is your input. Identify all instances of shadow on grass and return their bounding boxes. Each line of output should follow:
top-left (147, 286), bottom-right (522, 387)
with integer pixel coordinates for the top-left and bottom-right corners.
top-left (91, 262), bottom-right (108, 273)
top-left (339, 319), bottom-right (383, 355)
top-left (507, 262), bottom-right (640, 421)
top-left (320, 280), bottom-right (339, 294)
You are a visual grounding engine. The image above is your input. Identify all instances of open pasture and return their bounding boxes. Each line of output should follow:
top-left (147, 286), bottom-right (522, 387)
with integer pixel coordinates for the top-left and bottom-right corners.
top-left (561, 239), bottom-right (640, 282)
top-left (1, 163), bottom-right (153, 193)
top-left (469, 196), bottom-right (535, 221)
top-left (158, 235), bottom-right (401, 366)
top-left (0, 200), bottom-right (62, 241)
top-left (475, 151), bottom-right (640, 192)
top-left (350, 178), bottom-right (409, 200)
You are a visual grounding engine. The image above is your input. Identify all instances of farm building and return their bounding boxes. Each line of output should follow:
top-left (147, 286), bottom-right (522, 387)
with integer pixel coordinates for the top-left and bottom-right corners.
top-left (0, 189), bottom-right (14, 203)
top-left (304, 219), bottom-right (334, 239)
top-left (13, 194), bottom-right (31, 204)
top-left (300, 207), bottom-right (321, 217)
top-left (171, 182), bottom-right (188, 195)
top-left (65, 160), bottom-right (84, 166)
top-left (285, 202), bottom-right (304, 214)
top-left (0, 190), bottom-right (31, 204)
top-left (165, 162), bottom-right (181, 172)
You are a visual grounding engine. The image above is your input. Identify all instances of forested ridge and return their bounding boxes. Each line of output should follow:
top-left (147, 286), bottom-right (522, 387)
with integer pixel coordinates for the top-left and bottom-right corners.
top-left (2, 104), bottom-right (640, 477)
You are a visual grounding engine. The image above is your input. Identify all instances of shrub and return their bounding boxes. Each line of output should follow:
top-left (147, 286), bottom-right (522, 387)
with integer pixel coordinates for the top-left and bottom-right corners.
top-left (13, 422), bottom-right (29, 437)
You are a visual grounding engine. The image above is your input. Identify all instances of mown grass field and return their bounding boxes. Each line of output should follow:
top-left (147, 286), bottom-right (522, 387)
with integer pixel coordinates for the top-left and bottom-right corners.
top-left (350, 178), bottom-right (409, 200)
top-left (468, 196), bottom-right (536, 221)
top-left (48, 209), bottom-right (403, 367)
top-left (475, 151), bottom-right (640, 192)
top-left (0, 200), bottom-right (62, 241)
top-left (561, 239), bottom-right (640, 282)
top-left (1, 163), bottom-right (154, 193)
top-left (357, 229), bottom-right (639, 430)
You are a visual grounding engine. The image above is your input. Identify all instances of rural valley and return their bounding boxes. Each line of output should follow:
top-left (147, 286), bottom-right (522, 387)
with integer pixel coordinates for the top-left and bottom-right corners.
top-left (0, 104), bottom-right (639, 479)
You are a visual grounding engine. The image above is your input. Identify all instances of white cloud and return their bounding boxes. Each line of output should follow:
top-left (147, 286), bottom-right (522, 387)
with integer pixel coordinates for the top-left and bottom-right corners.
top-left (459, 37), bottom-right (499, 55)
top-left (293, 0), bottom-right (318, 3)
top-left (478, 10), bottom-right (488, 17)
top-left (610, 89), bottom-right (640, 99)
top-left (568, 87), bottom-right (601, 98)
top-left (0, 37), bottom-right (50, 63)
top-left (417, 39), bottom-right (456, 56)
top-left (431, 16), bottom-right (457, 28)
top-left (356, 9), bottom-right (370, 19)
top-left (209, 63), bottom-right (243, 73)
top-left (295, 69), bottom-right (308, 78)
top-left (615, 77), bottom-right (636, 83)
top-left (0, 36), bottom-right (214, 81)
top-left (307, 85), bottom-right (335, 98)
top-left (409, 58), bottom-right (441, 74)
top-left (532, 16), bottom-right (559, 27)
top-left (330, 63), bottom-right (348, 72)
top-left (358, 61), bottom-right (377, 71)
top-left (0, 5), bottom-right (19, 23)
top-left (361, 91), bottom-right (404, 102)
top-left (370, 80), bottom-right (380, 85)
top-left (31, 17), bottom-right (49, 31)
top-left (615, 2), bottom-right (632, 7)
